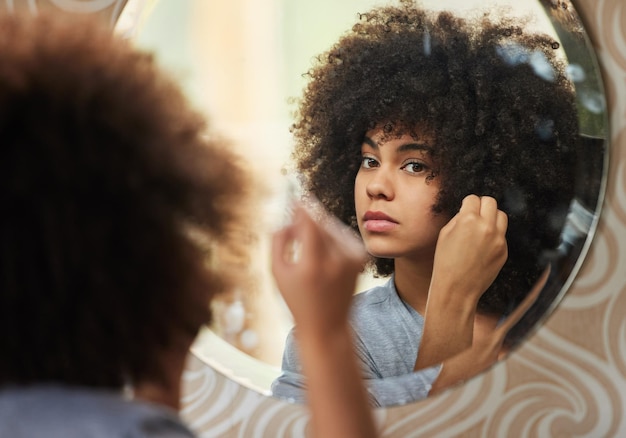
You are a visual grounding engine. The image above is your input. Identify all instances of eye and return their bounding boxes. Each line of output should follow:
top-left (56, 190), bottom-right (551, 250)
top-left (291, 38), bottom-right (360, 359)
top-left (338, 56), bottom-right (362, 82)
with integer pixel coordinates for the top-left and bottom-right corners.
top-left (401, 161), bottom-right (427, 174)
top-left (361, 156), bottom-right (379, 169)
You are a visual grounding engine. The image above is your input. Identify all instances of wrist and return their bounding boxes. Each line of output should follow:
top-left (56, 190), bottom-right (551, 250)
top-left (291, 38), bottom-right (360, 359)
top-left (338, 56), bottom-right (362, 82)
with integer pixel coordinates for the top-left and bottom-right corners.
top-left (426, 277), bottom-right (480, 317)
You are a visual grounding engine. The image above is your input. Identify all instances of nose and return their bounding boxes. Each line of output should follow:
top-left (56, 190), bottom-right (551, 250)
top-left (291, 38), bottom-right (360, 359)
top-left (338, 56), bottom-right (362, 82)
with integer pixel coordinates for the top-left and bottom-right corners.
top-left (366, 168), bottom-right (394, 200)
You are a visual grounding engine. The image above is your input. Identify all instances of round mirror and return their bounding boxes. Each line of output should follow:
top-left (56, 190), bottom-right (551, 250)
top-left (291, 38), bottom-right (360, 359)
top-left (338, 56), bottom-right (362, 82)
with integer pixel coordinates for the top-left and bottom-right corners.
top-left (123, 0), bottom-right (608, 406)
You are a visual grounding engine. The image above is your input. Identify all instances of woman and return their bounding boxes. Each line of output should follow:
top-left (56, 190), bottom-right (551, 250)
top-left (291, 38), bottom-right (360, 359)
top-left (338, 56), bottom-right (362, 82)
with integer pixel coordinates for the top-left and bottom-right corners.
top-left (273, 1), bottom-right (577, 406)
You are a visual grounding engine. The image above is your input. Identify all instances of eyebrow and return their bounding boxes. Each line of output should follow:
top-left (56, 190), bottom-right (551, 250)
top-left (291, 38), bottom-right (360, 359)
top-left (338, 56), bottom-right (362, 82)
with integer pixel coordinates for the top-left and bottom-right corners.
top-left (363, 136), bottom-right (433, 153)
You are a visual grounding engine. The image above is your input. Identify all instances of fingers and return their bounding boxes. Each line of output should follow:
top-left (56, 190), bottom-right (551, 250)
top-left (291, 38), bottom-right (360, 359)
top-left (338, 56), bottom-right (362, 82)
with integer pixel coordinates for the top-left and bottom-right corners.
top-left (271, 206), bottom-right (312, 271)
top-left (479, 196), bottom-right (498, 221)
top-left (496, 209), bottom-right (508, 233)
top-left (459, 195), bottom-right (508, 230)
top-left (296, 198), bottom-right (366, 267)
top-left (271, 219), bottom-right (296, 268)
top-left (460, 194), bottom-right (481, 214)
top-left (322, 214), bottom-right (367, 266)
top-left (272, 203), bottom-right (366, 274)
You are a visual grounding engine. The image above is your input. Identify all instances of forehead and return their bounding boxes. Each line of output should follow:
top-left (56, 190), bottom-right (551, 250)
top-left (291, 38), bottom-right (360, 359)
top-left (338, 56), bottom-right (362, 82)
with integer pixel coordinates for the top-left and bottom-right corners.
top-left (364, 122), bottom-right (435, 149)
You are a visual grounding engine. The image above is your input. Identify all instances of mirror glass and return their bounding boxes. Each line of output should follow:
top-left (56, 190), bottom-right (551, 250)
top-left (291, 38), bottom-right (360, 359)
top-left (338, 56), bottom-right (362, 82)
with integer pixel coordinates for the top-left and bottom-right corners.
top-left (121, 0), bottom-right (608, 405)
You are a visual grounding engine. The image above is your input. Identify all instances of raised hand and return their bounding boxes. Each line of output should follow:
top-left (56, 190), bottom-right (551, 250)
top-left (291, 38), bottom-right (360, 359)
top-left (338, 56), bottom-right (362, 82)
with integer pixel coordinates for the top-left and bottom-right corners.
top-left (271, 204), bottom-right (366, 337)
top-left (271, 204), bottom-right (376, 438)
top-left (416, 195), bottom-right (508, 370)
top-left (430, 194), bottom-right (508, 305)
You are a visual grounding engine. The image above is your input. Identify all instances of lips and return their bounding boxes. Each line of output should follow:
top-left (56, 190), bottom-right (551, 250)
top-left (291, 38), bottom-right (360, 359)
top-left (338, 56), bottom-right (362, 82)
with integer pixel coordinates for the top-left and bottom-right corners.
top-left (363, 211), bottom-right (398, 232)
top-left (363, 211), bottom-right (396, 222)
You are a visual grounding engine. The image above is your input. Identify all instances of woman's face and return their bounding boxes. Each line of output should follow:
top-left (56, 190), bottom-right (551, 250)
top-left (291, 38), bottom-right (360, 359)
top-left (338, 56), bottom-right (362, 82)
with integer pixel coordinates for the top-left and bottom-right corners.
top-left (354, 128), bottom-right (450, 264)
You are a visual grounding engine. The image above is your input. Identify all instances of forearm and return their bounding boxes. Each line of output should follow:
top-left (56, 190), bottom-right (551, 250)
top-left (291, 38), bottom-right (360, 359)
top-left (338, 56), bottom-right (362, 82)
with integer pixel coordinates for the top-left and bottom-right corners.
top-left (414, 280), bottom-right (477, 371)
top-left (297, 324), bottom-right (377, 438)
top-left (427, 266), bottom-right (552, 393)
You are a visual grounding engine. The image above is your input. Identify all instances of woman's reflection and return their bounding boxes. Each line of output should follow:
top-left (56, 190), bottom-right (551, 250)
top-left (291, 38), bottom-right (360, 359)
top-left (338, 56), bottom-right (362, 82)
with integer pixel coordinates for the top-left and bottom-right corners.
top-left (272, 1), bottom-right (578, 406)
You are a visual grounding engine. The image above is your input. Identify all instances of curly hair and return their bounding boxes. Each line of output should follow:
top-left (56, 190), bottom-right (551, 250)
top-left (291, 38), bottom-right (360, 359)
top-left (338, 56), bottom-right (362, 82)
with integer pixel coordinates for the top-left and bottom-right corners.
top-left (0, 14), bottom-right (251, 388)
top-left (292, 2), bottom-right (578, 316)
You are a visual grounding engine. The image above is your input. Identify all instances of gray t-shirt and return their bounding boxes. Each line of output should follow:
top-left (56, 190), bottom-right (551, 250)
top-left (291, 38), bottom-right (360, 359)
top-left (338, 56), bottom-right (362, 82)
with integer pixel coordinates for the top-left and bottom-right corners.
top-left (0, 386), bottom-right (195, 438)
top-left (272, 277), bottom-right (442, 407)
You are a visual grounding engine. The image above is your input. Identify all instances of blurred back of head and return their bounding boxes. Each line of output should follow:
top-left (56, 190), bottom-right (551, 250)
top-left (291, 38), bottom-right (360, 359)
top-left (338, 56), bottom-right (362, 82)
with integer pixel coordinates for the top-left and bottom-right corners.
top-left (0, 13), bottom-right (250, 389)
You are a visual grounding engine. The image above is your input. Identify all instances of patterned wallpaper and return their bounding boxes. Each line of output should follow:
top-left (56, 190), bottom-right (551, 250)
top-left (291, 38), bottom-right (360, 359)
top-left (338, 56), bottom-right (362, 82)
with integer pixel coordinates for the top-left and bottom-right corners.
top-left (178, 0), bottom-right (626, 436)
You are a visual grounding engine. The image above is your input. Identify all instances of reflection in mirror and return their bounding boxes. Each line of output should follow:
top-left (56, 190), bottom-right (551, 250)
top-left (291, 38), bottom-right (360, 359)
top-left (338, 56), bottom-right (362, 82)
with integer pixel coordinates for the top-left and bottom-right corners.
top-left (126, 0), bottom-right (608, 406)
top-left (500, 0), bottom-right (608, 349)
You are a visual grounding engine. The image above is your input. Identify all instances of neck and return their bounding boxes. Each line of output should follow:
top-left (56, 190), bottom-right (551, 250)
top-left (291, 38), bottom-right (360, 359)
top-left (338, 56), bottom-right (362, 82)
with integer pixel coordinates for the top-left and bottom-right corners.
top-left (133, 336), bottom-right (194, 411)
top-left (393, 256), bottom-right (434, 315)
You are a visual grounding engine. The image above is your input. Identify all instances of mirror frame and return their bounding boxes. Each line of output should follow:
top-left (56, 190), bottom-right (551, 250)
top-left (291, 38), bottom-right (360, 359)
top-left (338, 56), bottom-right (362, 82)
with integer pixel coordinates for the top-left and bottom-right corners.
top-left (0, 0), bottom-right (128, 27)
top-left (175, 0), bottom-right (626, 435)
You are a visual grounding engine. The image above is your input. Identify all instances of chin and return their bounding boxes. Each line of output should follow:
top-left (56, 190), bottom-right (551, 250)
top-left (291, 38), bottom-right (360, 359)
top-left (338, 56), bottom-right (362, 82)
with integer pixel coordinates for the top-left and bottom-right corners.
top-left (364, 245), bottom-right (400, 259)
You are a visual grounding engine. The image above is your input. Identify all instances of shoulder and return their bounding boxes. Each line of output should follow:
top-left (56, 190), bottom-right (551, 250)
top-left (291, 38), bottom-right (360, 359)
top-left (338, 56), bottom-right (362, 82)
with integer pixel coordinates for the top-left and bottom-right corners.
top-left (351, 278), bottom-right (396, 312)
top-left (0, 386), bottom-right (195, 438)
top-left (349, 278), bottom-right (398, 331)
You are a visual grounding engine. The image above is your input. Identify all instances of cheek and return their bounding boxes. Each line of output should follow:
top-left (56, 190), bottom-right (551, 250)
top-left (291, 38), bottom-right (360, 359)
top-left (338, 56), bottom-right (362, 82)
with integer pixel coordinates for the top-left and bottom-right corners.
top-left (407, 185), bottom-right (440, 209)
top-left (354, 171), bottom-right (364, 191)
top-left (409, 191), bottom-right (448, 229)
top-left (353, 177), bottom-right (366, 209)
top-left (431, 213), bottom-right (451, 234)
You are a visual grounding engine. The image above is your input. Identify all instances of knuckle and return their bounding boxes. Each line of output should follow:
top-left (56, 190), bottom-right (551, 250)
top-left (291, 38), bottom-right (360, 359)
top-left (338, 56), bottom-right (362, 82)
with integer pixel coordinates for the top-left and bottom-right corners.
top-left (457, 212), bottom-right (478, 226)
